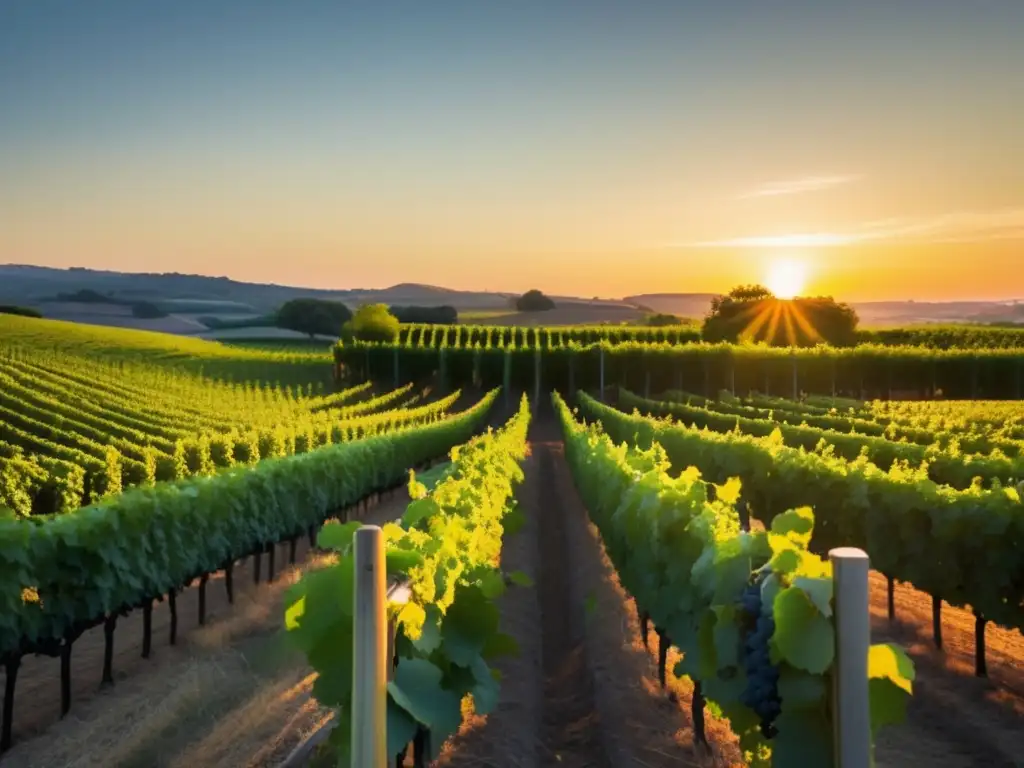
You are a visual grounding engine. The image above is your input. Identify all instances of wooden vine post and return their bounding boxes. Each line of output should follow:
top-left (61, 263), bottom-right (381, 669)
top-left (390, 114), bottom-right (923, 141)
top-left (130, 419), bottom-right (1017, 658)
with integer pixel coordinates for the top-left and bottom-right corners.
top-left (533, 346), bottom-right (541, 410)
top-left (503, 350), bottom-right (511, 410)
top-left (791, 350), bottom-right (799, 400)
top-left (352, 526), bottom-right (388, 768)
top-left (830, 547), bottom-right (871, 768)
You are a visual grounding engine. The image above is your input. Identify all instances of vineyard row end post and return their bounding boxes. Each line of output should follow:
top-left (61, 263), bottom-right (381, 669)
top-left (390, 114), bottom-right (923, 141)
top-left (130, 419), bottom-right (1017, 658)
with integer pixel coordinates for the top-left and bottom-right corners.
top-left (830, 547), bottom-right (871, 768)
top-left (352, 525), bottom-right (413, 768)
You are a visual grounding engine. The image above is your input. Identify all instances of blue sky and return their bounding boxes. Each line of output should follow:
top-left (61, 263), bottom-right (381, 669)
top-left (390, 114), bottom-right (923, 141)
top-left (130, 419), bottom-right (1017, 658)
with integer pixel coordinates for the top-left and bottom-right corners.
top-left (2, 1), bottom-right (1023, 299)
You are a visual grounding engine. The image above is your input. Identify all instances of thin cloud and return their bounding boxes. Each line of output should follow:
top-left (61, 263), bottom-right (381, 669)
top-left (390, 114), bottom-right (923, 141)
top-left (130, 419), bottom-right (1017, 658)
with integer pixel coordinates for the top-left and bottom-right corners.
top-left (738, 174), bottom-right (861, 199)
top-left (690, 233), bottom-right (861, 248)
top-left (681, 207), bottom-right (1024, 248)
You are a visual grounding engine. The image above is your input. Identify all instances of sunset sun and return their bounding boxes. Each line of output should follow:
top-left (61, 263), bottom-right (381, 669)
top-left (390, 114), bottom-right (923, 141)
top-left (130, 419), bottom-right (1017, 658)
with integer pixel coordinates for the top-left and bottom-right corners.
top-left (765, 258), bottom-right (808, 299)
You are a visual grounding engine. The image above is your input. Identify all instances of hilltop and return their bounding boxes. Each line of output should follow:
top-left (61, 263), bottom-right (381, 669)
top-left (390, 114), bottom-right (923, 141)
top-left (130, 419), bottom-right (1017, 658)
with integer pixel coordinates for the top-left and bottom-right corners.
top-left (2, 265), bottom-right (1021, 333)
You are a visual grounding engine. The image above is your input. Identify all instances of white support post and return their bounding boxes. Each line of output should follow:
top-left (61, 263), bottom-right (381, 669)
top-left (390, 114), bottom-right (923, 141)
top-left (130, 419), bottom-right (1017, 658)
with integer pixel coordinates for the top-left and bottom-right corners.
top-left (352, 526), bottom-right (387, 768)
top-left (830, 547), bottom-right (871, 768)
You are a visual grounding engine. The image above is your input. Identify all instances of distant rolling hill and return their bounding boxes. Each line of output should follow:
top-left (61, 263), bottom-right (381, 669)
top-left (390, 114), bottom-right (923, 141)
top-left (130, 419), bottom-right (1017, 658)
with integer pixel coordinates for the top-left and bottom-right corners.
top-left (3, 265), bottom-right (1018, 333)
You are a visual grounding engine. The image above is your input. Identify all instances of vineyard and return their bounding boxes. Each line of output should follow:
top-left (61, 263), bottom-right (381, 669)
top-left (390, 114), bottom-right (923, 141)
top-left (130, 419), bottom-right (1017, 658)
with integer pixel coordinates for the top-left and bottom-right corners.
top-left (2, 317), bottom-right (1024, 767)
top-left (337, 327), bottom-right (1024, 400)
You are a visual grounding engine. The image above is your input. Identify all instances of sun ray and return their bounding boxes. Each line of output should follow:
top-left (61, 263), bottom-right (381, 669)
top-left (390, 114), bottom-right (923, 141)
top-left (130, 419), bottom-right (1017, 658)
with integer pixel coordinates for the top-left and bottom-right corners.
top-left (764, 302), bottom-right (784, 344)
top-left (789, 303), bottom-right (824, 345)
top-left (782, 305), bottom-right (797, 346)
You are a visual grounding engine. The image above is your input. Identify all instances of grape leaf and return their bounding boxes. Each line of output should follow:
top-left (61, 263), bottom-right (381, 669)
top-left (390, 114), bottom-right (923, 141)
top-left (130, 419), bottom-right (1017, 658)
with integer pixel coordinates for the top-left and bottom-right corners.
top-left (868, 643), bottom-right (915, 733)
top-left (386, 695), bottom-right (419, 759)
top-left (388, 658), bottom-right (462, 731)
top-left (792, 577), bottom-right (833, 618)
top-left (771, 708), bottom-right (833, 766)
top-left (777, 668), bottom-right (827, 709)
top-left (507, 570), bottom-right (534, 588)
top-left (771, 586), bottom-right (835, 674)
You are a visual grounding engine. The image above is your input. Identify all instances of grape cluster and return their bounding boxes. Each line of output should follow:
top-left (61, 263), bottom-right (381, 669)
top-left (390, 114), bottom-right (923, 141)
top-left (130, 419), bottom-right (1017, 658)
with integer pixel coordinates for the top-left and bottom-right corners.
top-left (738, 574), bottom-right (782, 738)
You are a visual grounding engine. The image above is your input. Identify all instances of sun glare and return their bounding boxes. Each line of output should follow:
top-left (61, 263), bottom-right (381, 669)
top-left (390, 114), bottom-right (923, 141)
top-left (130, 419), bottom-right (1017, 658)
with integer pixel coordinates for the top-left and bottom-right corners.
top-left (765, 258), bottom-right (807, 300)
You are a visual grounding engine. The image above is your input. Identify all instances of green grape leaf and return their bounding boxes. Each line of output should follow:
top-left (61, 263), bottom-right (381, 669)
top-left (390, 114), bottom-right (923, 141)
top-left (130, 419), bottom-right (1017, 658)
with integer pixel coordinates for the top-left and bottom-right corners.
top-left (482, 631), bottom-right (519, 659)
top-left (771, 586), bottom-right (835, 674)
top-left (470, 657), bottom-right (500, 715)
top-left (284, 595), bottom-right (305, 632)
top-left (502, 506), bottom-right (526, 536)
top-left (412, 606), bottom-right (444, 654)
top-left (777, 668), bottom-right (827, 710)
top-left (760, 572), bottom-right (782, 613)
top-left (441, 585), bottom-right (500, 667)
top-left (387, 658), bottom-right (463, 731)
top-left (386, 548), bottom-right (424, 575)
top-left (792, 577), bottom-right (833, 618)
top-left (286, 563), bottom-right (355, 652)
top-left (507, 570), bottom-right (534, 588)
top-left (713, 553), bottom-right (755, 605)
top-left (770, 506), bottom-right (814, 546)
top-left (769, 546), bottom-right (801, 576)
top-left (868, 643), bottom-right (915, 733)
top-left (309, 626), bottom-right (355, 707)
top-left (712, 604), bottom-right (741, 671)
top-left (402, 498), bottom-right (441, 529)
top-left (771, 708), bottom-right (833, 766)
top-left (386, 695), bottom-right (419, 758)
top-left (316, 520), bottom-right (362, 552)
top-left (477, 569), bottom-right (507, 599)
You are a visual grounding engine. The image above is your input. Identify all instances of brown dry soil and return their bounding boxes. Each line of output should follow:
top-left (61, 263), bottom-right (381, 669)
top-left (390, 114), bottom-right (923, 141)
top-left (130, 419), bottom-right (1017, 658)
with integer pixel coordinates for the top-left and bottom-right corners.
top-left (870, 575), bottom-right (1024, 768)
top-left (7, 411), bottom-right (1024, 767)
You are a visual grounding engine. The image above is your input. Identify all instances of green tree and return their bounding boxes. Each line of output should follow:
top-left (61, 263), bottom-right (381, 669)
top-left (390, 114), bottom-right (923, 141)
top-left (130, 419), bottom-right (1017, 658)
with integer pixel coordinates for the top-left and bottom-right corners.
top-left (702, 285), bottom-right (859, 347)
top-left (516, 289), bottom-right (555, 312)
top-left (343, 303), bottom-right (400, 342)
top-left (276, 298), bottom-right (353, 338)
top-left (645, 312), bottom-right (684, 327)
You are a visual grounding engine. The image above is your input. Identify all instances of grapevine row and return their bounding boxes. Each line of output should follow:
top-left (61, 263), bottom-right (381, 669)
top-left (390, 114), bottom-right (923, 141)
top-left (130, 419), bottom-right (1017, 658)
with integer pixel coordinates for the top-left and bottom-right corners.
top-left (0, 388), bottom-right (501, 752)
top-left (577, 392), bottom-right (1024, 651)
top-left (0, 389), bottom-right (464, 515)
top-left (394, 321), bottom-right (1024, 351)
top-left (618, 388), bottom-right (1024, 490)
top-left (337, 340), bottom-right (1024, 400)
top-left (555, 392), bottom-right (913, 767)
top-left (284, 394), bottom-right (532, 764)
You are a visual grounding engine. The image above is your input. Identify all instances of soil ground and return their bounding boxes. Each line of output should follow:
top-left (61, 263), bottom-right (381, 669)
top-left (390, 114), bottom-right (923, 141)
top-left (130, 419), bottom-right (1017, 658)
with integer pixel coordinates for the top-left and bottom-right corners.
top-left (6, 408), bottom-right (1024, 767)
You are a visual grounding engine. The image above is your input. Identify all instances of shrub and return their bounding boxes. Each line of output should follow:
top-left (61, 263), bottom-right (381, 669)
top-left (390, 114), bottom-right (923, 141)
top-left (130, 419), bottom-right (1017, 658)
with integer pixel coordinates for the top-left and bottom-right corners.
top-left (342, 303), bottom-right (400, 342)
top-left (516, 290), bottom-right (555, 312)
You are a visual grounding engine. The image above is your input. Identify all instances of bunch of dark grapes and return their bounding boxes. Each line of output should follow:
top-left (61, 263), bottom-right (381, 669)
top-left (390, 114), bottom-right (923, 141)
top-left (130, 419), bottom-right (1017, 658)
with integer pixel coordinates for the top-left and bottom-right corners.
top-left (738, 572), bottom-right (782, 738)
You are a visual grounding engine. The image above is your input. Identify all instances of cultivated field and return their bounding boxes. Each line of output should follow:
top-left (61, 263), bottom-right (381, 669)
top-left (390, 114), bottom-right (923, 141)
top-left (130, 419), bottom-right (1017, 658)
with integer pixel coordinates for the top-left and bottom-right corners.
top-left (3, 316), bottom-right (1024, 767)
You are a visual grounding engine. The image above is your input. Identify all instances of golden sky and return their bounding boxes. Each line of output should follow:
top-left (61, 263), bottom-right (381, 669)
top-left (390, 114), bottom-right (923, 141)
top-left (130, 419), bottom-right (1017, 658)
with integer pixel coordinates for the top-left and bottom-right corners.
top-left (2, 3), bottom-right (1023, 301)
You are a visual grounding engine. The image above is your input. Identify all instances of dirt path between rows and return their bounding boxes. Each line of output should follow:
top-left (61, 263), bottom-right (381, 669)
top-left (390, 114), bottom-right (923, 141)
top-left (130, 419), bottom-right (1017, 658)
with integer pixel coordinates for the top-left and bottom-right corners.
top-left (870, 575), bottom-right (1024, 767)
top-left (1, 490), bottom-right (412, 768)
top-left (439, 412), bottom-right (741, 768)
